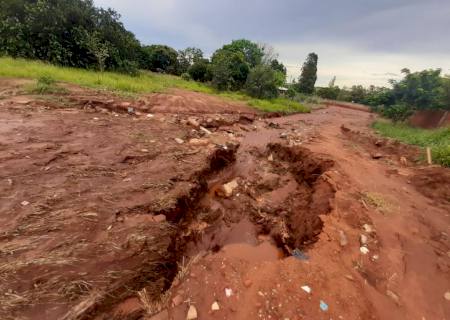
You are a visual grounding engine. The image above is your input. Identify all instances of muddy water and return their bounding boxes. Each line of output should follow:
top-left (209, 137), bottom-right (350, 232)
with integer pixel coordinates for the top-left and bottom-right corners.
top-left (220, 241), bottom-right (283, 262)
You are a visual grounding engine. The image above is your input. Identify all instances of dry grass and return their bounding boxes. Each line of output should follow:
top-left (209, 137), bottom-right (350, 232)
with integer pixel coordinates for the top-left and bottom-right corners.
top-left (361, 192), bottom-right (390, 213)
top-left (138, 254), bottom-right (201, 317)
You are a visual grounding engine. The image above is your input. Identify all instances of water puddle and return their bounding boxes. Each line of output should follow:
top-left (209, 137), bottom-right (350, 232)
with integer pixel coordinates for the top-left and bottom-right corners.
top-left (220, 241), bottom-right (284, 262)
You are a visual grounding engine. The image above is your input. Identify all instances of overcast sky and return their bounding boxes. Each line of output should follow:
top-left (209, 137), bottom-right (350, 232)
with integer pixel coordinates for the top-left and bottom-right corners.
top-left (94, 0), bottom-right (450, 87)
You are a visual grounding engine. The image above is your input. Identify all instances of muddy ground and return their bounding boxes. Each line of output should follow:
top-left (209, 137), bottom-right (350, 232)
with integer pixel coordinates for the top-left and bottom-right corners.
top-left (0, 78), bottom-right (449, 320)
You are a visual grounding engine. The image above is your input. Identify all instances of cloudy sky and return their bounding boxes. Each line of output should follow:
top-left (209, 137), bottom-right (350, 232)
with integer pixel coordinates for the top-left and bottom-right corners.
top-left (94, 0), bottom-right (450, 87)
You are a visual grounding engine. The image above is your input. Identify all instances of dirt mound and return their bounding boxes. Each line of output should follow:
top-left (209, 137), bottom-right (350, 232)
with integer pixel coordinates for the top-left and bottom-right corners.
top-left (412, 167), bottom-right (450, 206)
top-left (409, 109), bottom-right (450, 129)
top-left (340, 124), bottom-right (422, 165)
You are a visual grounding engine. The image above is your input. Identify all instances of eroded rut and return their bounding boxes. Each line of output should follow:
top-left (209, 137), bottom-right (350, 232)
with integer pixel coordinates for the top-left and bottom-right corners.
top-left (102, 131), bottom-right (337, 319)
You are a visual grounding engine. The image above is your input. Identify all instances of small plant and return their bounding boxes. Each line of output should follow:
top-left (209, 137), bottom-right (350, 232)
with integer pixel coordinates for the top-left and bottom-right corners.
top-left (181, 72), bottom-right (191, 81)
top-left (30, 75), bottom-right (67, 94)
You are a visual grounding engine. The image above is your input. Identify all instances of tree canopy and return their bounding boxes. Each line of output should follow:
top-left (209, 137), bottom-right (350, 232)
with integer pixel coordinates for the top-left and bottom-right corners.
top-left (296, 53), bottom-right (318, 94)
top-left (0, 0), bottom-right (141, 73)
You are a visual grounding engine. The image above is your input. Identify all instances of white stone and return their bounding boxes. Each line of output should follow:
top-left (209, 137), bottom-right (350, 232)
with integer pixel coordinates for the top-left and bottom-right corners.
top-left (301, 285), bottom-right (312, 294)
top-left (360, 246), bottom-right (370, 255)
top-left (211, 301), bottom-right (220, 311)
top-left (175, 138), bottom-right (184, 144)
top-left (186, 305), bottom-right (197, 320)
top-left (225, 288), bottom-right (233, 297)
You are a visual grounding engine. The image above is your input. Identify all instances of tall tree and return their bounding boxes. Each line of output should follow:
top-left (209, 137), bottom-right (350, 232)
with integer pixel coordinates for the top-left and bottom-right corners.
top-left (297, 53), bottom-right (318, 94)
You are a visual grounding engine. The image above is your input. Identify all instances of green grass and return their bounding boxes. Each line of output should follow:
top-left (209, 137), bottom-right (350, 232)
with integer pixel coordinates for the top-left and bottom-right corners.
top-left (0, 57), bottom-right (309, 113)
top-left (372, 120), bottom-right (450, 167)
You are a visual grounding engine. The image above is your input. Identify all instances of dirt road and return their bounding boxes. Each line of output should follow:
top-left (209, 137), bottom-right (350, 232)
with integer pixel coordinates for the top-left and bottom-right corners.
top-left (0, 80), bottom-right (449, 320)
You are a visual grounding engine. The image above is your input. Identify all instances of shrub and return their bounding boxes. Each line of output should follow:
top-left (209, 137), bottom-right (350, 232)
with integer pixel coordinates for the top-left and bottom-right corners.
top-left (382, 104), bottom-right (413, 122)
top-left (30, 74), bottom-right (66, 94)
top-left (245, 65), bottom-right (279, 99)
top-left (181, 73), bottom-right (191, 81)
top-left (188, 59), bottom-right (210, 82)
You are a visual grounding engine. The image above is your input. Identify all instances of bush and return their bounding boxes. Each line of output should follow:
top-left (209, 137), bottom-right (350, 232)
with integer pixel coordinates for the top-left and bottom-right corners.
top-left (316, 86), bottom-right (340, 100)
top-left (140, 45), bottom-right (179, 74)
top-left (29, 74), bottom-right (66, 94)
top-left (245, 65), bottom-right (279, 99)
top-left (188, 59), bottom-right (210, 82)
top-left (181, 73), bottom-right (191, 81)
top-left (382, 104), bottom-right (413, 122)
top-left (210, 50), bottom-right (249, 90)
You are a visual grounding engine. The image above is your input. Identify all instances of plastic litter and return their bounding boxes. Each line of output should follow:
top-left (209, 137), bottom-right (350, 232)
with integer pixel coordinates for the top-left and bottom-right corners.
top-left (292, 249), bottom-right (309, 260)
top-left (320, 300), bottom-right (329, 312)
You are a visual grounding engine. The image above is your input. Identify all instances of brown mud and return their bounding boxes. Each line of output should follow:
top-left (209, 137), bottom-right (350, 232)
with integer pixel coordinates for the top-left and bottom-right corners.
top-left (0, 79), bottom-right (449, 320)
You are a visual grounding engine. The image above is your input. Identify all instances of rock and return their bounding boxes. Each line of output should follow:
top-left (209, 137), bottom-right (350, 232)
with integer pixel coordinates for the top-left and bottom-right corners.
top-left (150, 310), bottom-right (169, 320)
top-left (81, 212), bottom-right (98, 218)
top-left (172, 294), bottom-right (183, 306)
top-left (301, 285), bottom-right (312, 294)
top-left (127, 107), bottom-right (135, 114)
top-left (362, 224), bottom-right (374, 233)
top-left (374, 140), bottom-right (384, 147)
top-left (140, 149), bottom-right (149, 153)
top-left (386, 290), bottom-right (401, 306)
top-left (360, 246), bottom-right (370, 255)
top-left (153, 215), bottom-right (166, 223)
top-left (188, 118), bottom-right (200, 128)
top-left (217, 180), bottom-right (239, 198)
top-left (225, 288), bottom-right (233, 297)
top-left (211, 301), bottom-right (220, 311)
top-left (267, 154), bottom-right (274, 162)
top-left (186, 305), bottom-right (197, 320)
top-left (371, 153), bottom-right (383, 159)
top-left (21, 201), bottom-right (30, 206)
top-left (338, 230), bottom-right (348, 247)
top-left (189, 138), bottom-right (209, 146)
top-left (17, 99), bottom-right (32, 105)
top-left (400, 156), bottom-right (408, 166)
top-left (147, 113), bottom-right (155, 118)
top-left (445, 291), bottom-right (450, 301)
top-left (280, 132), bottom-right (288, 139)
top-left (360, 234), bottom-right (368, 245)
top-left (175, 138), bottom-right (184, 144)
top-left (200, 126), bottom-right (212, 135)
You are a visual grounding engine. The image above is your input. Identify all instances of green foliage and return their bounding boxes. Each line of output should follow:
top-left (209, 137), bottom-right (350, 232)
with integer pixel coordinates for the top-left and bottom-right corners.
top-left (177, 47), bottom-right (203, 74)
top-left (210, 50), bottom-right (249, 90)
top-left (181, 72), bottom-right (191, 81)
top-left (381, 104), bottom-right (413, 122)
top-left (217, 39), bottom-right (264, 67)
top-left (373, 121), bottom-right (450, 167)
top-left (247, 98), bottom-right (310, 113)
top-left (188, 58), bottom-right (211, 82)
top-left (245, 65), bottom-right (279, 99)
top-left (390, 69), bottom-right (444, 109)
top-left (28, 74), bottom-right (67, 94)
top-left (270, 59), bottom-right (287, 75)
top-left (140, 45), bottom-right (179, 74)
top-left (0, 57), bottom-right (311, 116)
top-left (296, 52), bottom-right (318, 94)
top-left (316, 86), bottom-right (340, 100)
top-left (0, 0), bottom-right (141, 72)
top-left (439, 76), bottom-right (450, 110)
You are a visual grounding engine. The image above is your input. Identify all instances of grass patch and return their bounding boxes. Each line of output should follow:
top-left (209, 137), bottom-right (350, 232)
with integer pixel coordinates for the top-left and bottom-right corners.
top-left (372, 120), bottom-right (450, 167)
top-left (361, 191), bottom-right (390, 213)
top-left (0, 57), bottom-right (309, 114)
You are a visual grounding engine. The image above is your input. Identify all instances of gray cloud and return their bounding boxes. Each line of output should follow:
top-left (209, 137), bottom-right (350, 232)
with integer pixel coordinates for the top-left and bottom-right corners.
top-left (94, 0), bottom-right (450, 86)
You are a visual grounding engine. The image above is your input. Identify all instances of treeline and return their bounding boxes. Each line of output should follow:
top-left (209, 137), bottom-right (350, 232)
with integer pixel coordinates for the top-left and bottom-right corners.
top-left (1, 0), bottom-right (321, 100)
top-left (316, 69), bottom-right (450, 120)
